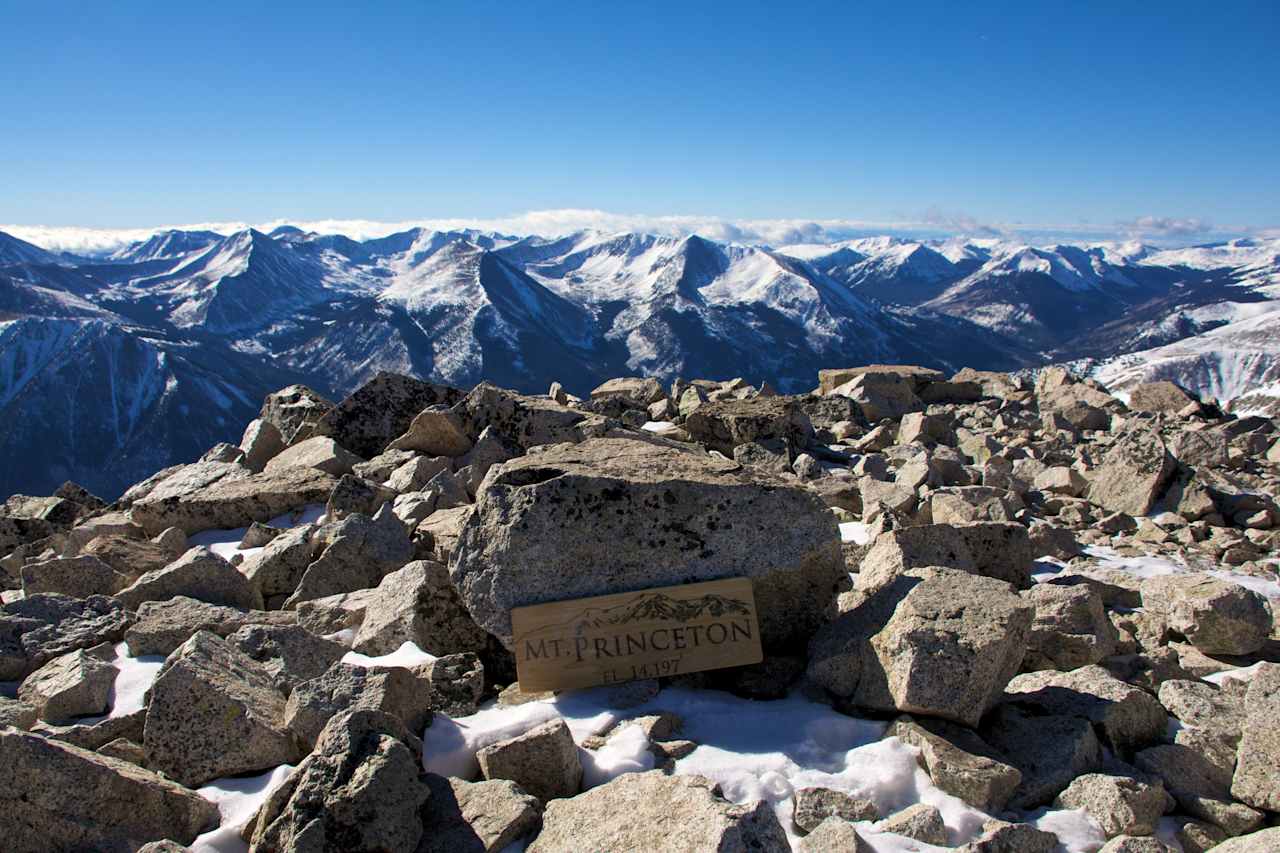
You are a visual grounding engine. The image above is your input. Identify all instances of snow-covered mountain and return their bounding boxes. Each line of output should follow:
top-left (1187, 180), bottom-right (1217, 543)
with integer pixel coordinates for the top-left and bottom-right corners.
top-left (1, 225), bottom-right (1277, 498)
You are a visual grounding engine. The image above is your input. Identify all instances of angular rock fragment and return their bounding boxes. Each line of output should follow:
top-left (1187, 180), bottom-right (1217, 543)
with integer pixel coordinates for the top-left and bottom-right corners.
top-left (476, 717), bottom-right (582, 802)
top-left (115, 546), bottom-right (263, 611)
top-left (18, 647), bottom-right (116, 722)
top-left (351, 559), bottom-right (488, 657)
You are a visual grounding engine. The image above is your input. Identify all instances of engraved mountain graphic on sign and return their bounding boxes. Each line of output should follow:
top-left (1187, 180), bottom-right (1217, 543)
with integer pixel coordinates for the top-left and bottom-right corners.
top-left (527, 592), bottom-right (752, 637)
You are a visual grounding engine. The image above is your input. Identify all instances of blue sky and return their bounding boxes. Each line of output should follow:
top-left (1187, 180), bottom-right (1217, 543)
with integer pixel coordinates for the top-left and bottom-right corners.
top-left (2, 0), bottom-right (1277, 242)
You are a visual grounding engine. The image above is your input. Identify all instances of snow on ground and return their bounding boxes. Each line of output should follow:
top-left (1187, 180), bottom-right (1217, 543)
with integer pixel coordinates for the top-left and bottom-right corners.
top-left (422, 685), bottom-right (1106, 851)
top-left (839, 521), bottom-right (871, 545)
top-left (341, 641), bottom-right (437, 669)
top-left (1082, 544), bottom-right (1280, 602)
top-left (187, 504), bottom-right (327, 563)
top-left (192, 764), bottom-right (296, 853)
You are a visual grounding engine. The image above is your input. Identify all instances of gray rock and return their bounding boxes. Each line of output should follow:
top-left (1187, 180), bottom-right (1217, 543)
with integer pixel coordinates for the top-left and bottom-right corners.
top-left (856, 522), bottom-right (1033, 592)
top-left (591, 377), bottom-right (666, 404)
top-left (283, 506), bottom-right (413, 609)
top-left (18, 648), bottom-right (116, 722)
top-left (809, 567), bottom-right (1032, 726)
top-left (240, 523), bottom-right (315, 604)
top-left (1138, 742), bottom-right (1264, 836)
top-left (1158, 679), bottom-right (1245, 747)
top-left (1129, 381), bottom-right (1198, 414)
top-left (225, 623), bottom-right (347, 693)
top-left (415, 505), bottom-right (472, 565)
top-left (82, 534), bottom-right (176, 582)
top-left (982, 705), bottom-right (1102, 809)
top-left (238, 417), bottom-right (285, 472)
top-left (791, 785), bottom-right (879, 833)
top-left (1, 593), bottom-right (132, 680)
top-left (311, 372), bottom-right (463, 459)
top-left (527, 770), bottom-right (790, 853)
top-left (956, 818), bottom-right (1060, 853)
top-left (795, 817), bottom-right (872, 852)
top-left (682, 395), bottom-right (814, 456)
top-left (20, 554), bottom-right (125, 598)
top-left (201, 442), bottom-right (246, 465)
top-left (124, 596), bottom-right (296, 656)
top-left (30, 707), bottom-right (145, 752)
top-left (1172, 819), bottom-right (1228, 853)
top-left (0, 695), bottom-right (38, 729)
top-left (476, 717), bottom-right (582, 802)
top-left (248, 709), bottom-right (430, 853)
top-left (1054, 773), bottom-right (1170, 838)
top-left (352, 559), bottom-right (489, 657)
top-left (1087, 429), bottom-right (1176, 517)
top-left (0, 728), bottom-right (218, 853)
top-left (115, 546), bottom-right (263, 611)
top-left (259, 384), bottom-right (334, 445)
top-left (1023, 583), bottom-right (1120, 671)
top-left (324, 473), bottom-right (396, 520)
top-left (263, 435), bottom-right (364, 478)
top-left (419, 773), bottom-right (543, 853)
top-left (455, 382), bottom-right (587, 450)
top-left (388, 454), bottom-right (452, 493)
top-left (129, 466), bottom-right (338, 535)
top-left (283, 661), bottom-right (438, 749)
top-left (144, 630), bottom-right (299, 787)
top-left (878, 803), bottom-right (947, 845)
top-left (452, 437), bottom-right (844, 652)
top-left (295, 587), bottom-right (378, 636)
top-left (1140, 574), bottom-right (1272, 656)
top-left (1207, 828), bottom-right (1280, 852)
top-left (1097, 837), bottom-right (1173, 853)
top-left (388, 406), bottom-right (474, 457)
top-left (1002, 665), bottom-right (1168, 755)
top-left (1230, 662), bottom-right (1280, 813)
top-left (830, 372), bottom-right (923, 422)
top-left (733, 439), bottom-right (794, 475)
top-left (887, 716), bottom-right (1022, 812)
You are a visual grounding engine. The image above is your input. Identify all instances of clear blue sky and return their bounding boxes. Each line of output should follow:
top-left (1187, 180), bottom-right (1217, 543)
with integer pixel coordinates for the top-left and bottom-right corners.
top-left (2, 0), bottom-right (1277, 233)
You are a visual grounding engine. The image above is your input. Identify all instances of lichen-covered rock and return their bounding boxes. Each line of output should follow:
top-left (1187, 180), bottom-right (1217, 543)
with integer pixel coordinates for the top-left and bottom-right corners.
top-left (452, 437), bottom-right (844, 652)
top-left (1002, 665), bottom-right (1167, 755)
top-left (682, 396), bottom-right (814, 456)
top-left (248, 709), bottom-right (430, 853)
top-left (225, 623), bottom-right (347, 693)
top-left (528, 771), bottom-right (790, 852)
top-left (1140, 574), bottom-right (1272, 656)
top-left (115, 546), bottom-right (263, 611)
top-left (790, 785), bottom-right (879, 833)
top-left (454, 383), bottom-right (587, 450)
top-left (856, 522), bottom-right (1033, 592)
top-left (1054, 773), bottom-right (1170, 838)
top-left (0, 728), bottom-right (218, 853)
top-left (878, 803), bottom-right (947, 845)
top-left (283, 661), bottom-right (437, 749)
top-left (283, 505), bottom-right (413, 609)
top-left (1087, 429), bottom-right (1176, 517)
top-left (20, 555), bottom-right (126, 598)
top-left (259, 384), bottom-right (334, 445)
top-left (1137, 743), bottom-right (1263, 836)
top-left (143, 630), bottom-right (299, 787)
top-left (129, 466), bottom-right (338, 535)
top-left (18, 648), bottom-right (116, 722)
top-left (1, 593), bottom-right (132, 680)
top-left (1023, 583), bottom-right (1119, 671)
top-left (1230, 662), bottom-right (1280, 813)
top-left (263, 435), bottom-right (364, 478)
top-left (124, 596), bottom-right (296, 656)
top-left (351, 559), bottom-right (488, 657)
top-left (809, 567), bottom-right (1032, 726)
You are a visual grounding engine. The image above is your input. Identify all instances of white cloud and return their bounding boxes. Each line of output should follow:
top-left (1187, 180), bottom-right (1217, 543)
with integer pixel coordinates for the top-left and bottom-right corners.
top-left (1117, 215), bottom-right (1214, 239)
top-left (1, 209), bottom-right (1269, 255)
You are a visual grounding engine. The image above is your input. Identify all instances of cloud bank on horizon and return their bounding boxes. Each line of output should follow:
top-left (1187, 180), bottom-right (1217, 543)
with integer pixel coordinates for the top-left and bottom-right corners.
top-left (4, 208), bottom-right (1274, 255)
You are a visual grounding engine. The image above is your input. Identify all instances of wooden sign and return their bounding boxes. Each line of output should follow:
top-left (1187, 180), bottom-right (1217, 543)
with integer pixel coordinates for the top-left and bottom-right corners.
top-left (511, 577), bottom-right (763, 692)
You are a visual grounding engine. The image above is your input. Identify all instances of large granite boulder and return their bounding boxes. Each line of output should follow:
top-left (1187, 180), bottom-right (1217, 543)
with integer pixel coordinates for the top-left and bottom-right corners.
top-left (115, 546), bottom-right (263, 611)
top-left (682, 396), bottom-right (814, 456)
top-left (129, 466), bottom-right (338, 535)
top-left (283, 506), bottom-right (413, 609)
top-left (451, 437), bottom-right (844, 651)
top-left (259, 384), bottom-right (334, 445)
top-left (454, 382), bottom-right (588, 449)
top-left (143, 630), bottom-right (299, 787)
top-left (248, 709), bottom-right (430, 852)
top-left (0, 728), bottom-right (218, 853)
top-left (1, 593), bottom-right (132, 680)
top-left (351, 559), bottom-right (489, 657)
top-left (1087, 429), bottom-right (1176, 517)
top-left (1140, 574), bottom-right (1272, 656)
top-left (20, 554), bottom-right (126, 598)
top-left (124, 596), bottom-right (296, 656)
top-left (808, 567), bottom-right (1033, 726)
top-left (1231, 663), bottom-right (1280, 812)
top-left (18, 648), bottom-right (116, 722)
top-left (262, 435), bottom-right (363, 478)
top-left (311, 372), bottom-right (463, 459)
top-left (527, 771), bottom-right (789, 852)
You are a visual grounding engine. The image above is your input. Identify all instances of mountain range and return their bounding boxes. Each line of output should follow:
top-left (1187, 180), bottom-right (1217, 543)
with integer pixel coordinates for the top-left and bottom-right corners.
top-left (2, 223), bottom-right (1277, 499)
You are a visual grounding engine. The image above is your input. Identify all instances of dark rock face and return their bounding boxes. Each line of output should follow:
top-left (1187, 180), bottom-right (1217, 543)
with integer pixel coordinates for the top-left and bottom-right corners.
top-left (312, 372), bottom-right (464, 458)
